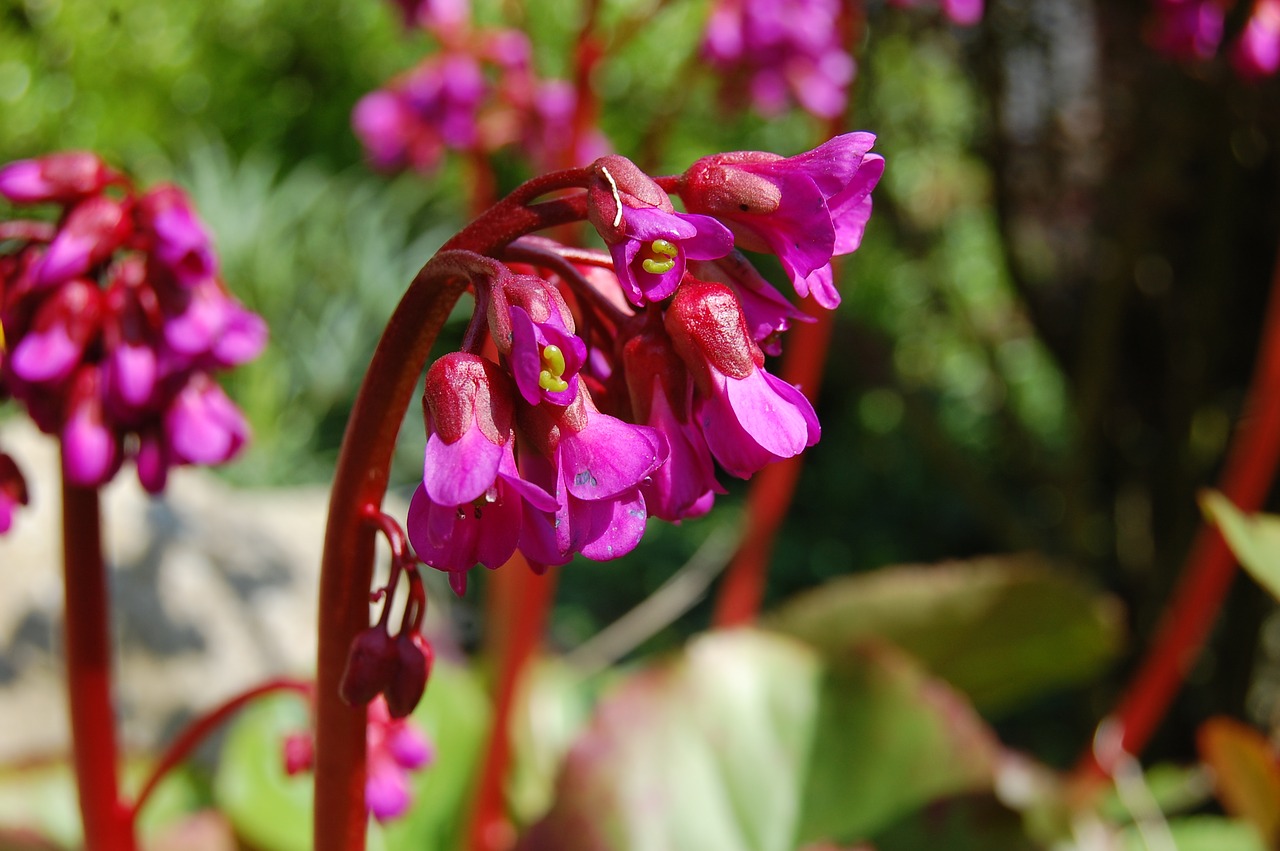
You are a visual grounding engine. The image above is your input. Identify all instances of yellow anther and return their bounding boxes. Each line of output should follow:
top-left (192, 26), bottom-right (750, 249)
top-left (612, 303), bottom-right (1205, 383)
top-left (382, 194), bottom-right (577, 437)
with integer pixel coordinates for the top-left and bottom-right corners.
top-left (640, 239), bottom-right (679, 275)
top-left (538, 344), bottom-right (569, 392)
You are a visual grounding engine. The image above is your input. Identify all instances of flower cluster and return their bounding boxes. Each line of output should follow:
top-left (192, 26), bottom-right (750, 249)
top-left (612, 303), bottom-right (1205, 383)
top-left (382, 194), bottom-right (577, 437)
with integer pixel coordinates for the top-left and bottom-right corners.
top-left (1147, 0), bottom-right (1280, 79)
top-left (353, 1), bottom-right (608, 175)
top-left (0, 152), bottom-right (265, 507)
top-left (407, 133), bottom-right (884, 592)
top-left (702, 0), bottom-right (855, 121)
top-left (284, 696), bottom-right (436, 823)
top-left (887, 0), bottom-right (985, 27)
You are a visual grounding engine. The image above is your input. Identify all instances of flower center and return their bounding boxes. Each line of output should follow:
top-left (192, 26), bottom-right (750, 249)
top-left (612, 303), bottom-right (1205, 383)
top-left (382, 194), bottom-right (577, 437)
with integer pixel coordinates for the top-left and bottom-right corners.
top-left (639, 239), bottom-right (679, 275)
top-left (538, 344), bottom-right (569, 392)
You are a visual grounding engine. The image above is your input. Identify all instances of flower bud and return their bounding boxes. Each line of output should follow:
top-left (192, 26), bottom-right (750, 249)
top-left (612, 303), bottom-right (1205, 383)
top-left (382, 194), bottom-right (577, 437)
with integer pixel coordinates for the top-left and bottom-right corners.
top-left (423, 352), bottom-right (514, 447)
top-left (282, 733), bottom-right (315, 776)
top-left (137, 184), bottom-right (218, 288)
top-left (339, 626), bottom-right (398, 707)
top-left (384, 632), bottom-right (433, 719)
top-left (10, 278), bottom-right (104, 385)
top-left (0, 152), bottom-right (117, 205)
top-left (61, 367), bottom-right (120, 487)
top-left (664, 279), bottom-right (761, 392)
top-left (586, 155), bottom-right (671, 244)
top-left (36, 196), bottom-right (132, 288)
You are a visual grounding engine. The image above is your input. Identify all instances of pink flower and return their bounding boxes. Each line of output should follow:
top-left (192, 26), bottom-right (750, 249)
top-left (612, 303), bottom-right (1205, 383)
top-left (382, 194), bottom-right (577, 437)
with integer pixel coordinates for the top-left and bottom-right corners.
top-left (666, 280), bottom-right (819, 478)
top-left (1232, 0), bottom-right (1280, 79)
top-left (679, 132), bottom-right (884, 309)
top-left (36, 196), bottom-right (132, 288)
top-left (1148, 0), bottom-right (1224, 61)
top-left (137, 185), bottom-right (218, 289)
top-left (508, 304), bottom-right (587, 407)
top-left (888, 0), bottom-right (984, 25)
top-left (406, 354), bottom-right (557, 583)
top-left (607, 205), bottom-right (734, 305)
top-left (0, 152), bottom-right (117, 205)
top-left (366, 697), bottom-right (435, 823)
top-left (518, 385), bottom-right (668, 565)
top-left (163, 374), bottom-right (250, 467)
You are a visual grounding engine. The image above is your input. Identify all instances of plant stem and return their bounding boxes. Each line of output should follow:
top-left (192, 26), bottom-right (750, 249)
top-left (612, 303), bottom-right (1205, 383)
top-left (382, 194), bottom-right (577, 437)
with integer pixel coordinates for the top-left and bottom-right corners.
top-left (468, 555), bottom-right (559, 851)
top-left (61, 464), bottom-right (135, 851)
top-left (313, 181), bottom-right (587, 851)
top-left (130, 678), bottom-right (313, 817)
top-left (1078, 235), bottom-right (1280, 778)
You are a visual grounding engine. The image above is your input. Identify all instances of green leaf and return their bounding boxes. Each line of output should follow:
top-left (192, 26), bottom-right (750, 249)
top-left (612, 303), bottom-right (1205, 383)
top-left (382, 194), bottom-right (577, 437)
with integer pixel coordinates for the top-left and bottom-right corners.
top-left (1119, 816), bottom-right (1268, 851)
top-left (520, 630), bottom-right (996, 851)
top-left (767, 554), bottom-right (1123, 714)
top-left (1200, 491), bottom-right (1280, 601)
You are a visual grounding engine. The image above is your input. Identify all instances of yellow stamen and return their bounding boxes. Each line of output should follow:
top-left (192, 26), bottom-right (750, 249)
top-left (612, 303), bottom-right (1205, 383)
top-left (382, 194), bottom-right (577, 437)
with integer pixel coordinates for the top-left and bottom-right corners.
top-left (537, 344), bottom-right (569, 392)
top-left (640, 239), bottom-right (679, 275)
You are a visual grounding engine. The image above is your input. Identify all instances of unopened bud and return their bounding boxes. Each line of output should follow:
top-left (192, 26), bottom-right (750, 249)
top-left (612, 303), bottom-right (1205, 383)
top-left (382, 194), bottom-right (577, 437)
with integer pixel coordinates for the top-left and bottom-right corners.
top-left (384, 632), bottom-right (433, 719)
top-left (664, 279), bottom-right (761, 389)
top-left (0, 152), bottom-right (117, 205)
top-left (587, 155), bottom-right (671, 244)
top-left (338, 626), bottom-right (397, 707)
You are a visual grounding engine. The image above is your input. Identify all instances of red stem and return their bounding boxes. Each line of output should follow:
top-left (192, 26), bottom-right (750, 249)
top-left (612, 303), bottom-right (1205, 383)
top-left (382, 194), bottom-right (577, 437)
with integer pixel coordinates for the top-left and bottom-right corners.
top-left (468, 556), bottom-right (559, 851)
top-left (1078, 236), bottom-right (1280, 778)
top-left (61, 464), bottom-right (136, 851)
top-left (130, 678), bottom-right (313, 816)
top-left (313, 176), bottom-right (588, 851)
top-left (711, 304), bottom-right (836, 627)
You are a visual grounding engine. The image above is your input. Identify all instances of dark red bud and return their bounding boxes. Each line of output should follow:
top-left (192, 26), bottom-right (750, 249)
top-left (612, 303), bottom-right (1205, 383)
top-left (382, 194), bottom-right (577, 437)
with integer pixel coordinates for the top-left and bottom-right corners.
top-left (338, 626), bottom-right (397, 707)
top-left (384, 632), bottom-right (433, 719)
top-left (0, 453), bottom-right (29, 508)
top-left (621, 322), bottom-right (689, 425)
top-left (487, 273), bottom-right (575, 354)
top-left (665, 279), bottom-right (761, 388)
top-left (0, 152), bottom-right (117, 205)
top-left (587, 155), bottom-right (673, 243)
top-left (423, 353), bottom-right (514, 446)
top-left (679, 155), bottom-right (785, 220)
top-left (282, 733), bottom-right (315, 776)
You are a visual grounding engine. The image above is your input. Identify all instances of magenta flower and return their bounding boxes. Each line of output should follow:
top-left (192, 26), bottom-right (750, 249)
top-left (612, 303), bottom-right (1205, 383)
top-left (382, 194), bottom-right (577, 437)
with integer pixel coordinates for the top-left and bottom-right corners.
top-left (61, 367), bottom-right (119, 487)
top-left (688, 254), bottom-right (811, 357)
top-left (365, 696), bottom-right (436, 823)
top-left (666, 280), bottom-right (819, 478)
top-left (406, 354), bottom-right (557, 586)
top-left (607, 205), bottom-right (734, 305)
top-left (0, 152), bottom-right (117, 205)
top-left (137, 185), bottom-right (218, 289)
top-left (518, 386), bottom-right (668, 565)
top-left (163, 374), bottom-right (250, 467)
top-left (888, 0), bottom-right (984, 26)
top-left (0, 452), bottom-right (29, 535)
top-left (1148, 0), bottom-right (1224, 61)
top-left (680, 132), bottom-right (884, 309)
top-left (9, 278), bottom-right (103, 385)
top-left (1232, 0), bottom-right (1280, 79)
top-left (36, 196), bottom-right (132, 288)
top-left (508, 304), bottom-right (587, 406)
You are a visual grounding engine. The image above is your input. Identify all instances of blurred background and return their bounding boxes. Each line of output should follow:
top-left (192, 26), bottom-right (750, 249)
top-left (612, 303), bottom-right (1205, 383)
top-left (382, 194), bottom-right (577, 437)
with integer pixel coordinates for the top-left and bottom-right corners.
top-left (1, 0), bottom-right (1278, 809)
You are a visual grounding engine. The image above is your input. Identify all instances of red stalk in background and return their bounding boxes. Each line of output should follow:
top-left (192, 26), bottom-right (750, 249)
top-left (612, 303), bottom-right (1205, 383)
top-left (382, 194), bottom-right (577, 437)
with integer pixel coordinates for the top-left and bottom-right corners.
top-left (312, 174), bottom-right (589, 851)
top-left (1077, 236), bottom-right (1280, 779)
top-left (61, 466), bottom-right (136, 851)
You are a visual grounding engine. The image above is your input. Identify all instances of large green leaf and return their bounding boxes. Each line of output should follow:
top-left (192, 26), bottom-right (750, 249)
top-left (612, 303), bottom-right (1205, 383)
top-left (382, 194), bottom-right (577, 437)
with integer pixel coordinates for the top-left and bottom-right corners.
top-left (767, 555), bottom-right (1122, 713)
top-left (519, 630), bottom-right (997, 851)
top-left (1201, 491), bottom-right (1280, 602)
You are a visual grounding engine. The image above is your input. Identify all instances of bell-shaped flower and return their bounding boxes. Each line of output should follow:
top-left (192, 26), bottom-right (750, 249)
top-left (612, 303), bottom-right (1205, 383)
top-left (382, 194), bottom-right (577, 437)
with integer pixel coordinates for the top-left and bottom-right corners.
top-left (62, 367), bottom-right (120, 487)
top-left (1232, 0), bottom-right (1280, 79)
top-left (518, 384), bottom-right (668, 564)
top-left (163, 373), bottom-right (250, 467)
top-left (621, 320), bottom-right (723, 522)
top-left (102, 259), bottom-right (161, 413)
top-left (0, 452), bottom-right (29, 535)
top-left (365, 696), bottom-right (436, 823)
top-left (35, 196), bottom-right (132, 288)
top-left (488, 273), bottom-right (588, 406)
top-left (138, 184), bottom-right (218, 288)
top-left (406, 353), bottom-right (557, 583)
top-left (9, 278), bottom-right (103, 385)
top-left (666, 279), bottom-right (819, 478)
top-left (679, 132), bottom-right (884, 309)
top-left (0, 152), bottom-right (117, 205)
top-left (607, 205), bottom-right (734, 305)
top-left (160, 278), bottom-right (267, 370)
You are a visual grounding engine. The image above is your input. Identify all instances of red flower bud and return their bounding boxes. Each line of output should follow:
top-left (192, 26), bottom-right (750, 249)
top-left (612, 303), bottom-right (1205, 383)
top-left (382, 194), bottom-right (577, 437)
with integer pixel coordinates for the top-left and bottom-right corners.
top-left (664, 279), bottom-right (762, 393)
top-left (338, 626), bottom-right (397, 707)
top-left (586, 155), bottom-right (672, 244)
top-left (0, 152), bottom-right (118, 205)
top-left (384, 632), bottom-right (433, 719)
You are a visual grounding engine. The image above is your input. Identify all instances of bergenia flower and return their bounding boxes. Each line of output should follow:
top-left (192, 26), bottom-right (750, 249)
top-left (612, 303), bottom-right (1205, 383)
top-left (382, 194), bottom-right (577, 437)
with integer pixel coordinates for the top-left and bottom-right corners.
top-left (508, 304), bottom-right (587, 406)
top-left (518, 384), bottom-right (668, 565)
top-left (366, 697), bottom-right (435, 823)
top-left (689, 253), bottom-right (812, 357)
top-left (679, 132), bottom-right (884, 309)
top-left (1232, 0), bottom-right (1280, 79)
top-left (406, 353), bottom-right (557, 591)
top-left (666, 279), bottom-right (819, 478)
top-left (888, 0), bottom-right (984, 26)
top-left (0, 452), bottom-right (29, 535)
top-left (607, 205), bottom-right (734, 305)
top-left (1147, 0), bottom-right (1225, 61)
top-left (36, 196), bottom-right (132, 288)
top-left (0, 152), bottom-right (117, 205)
top-left (137, 185), bottom-right (218, 289)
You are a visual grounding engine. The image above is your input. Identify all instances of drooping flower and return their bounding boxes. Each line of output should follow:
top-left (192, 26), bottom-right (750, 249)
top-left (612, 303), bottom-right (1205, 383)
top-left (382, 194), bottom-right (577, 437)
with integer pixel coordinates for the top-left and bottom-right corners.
top-left (366, 697), bottom-right (435, 822)
top-left (679, 132), bottom-right (884, 309)
top-left (406, 353), bottom-right (557, 588)
top-left (137, 184), bottom-right (218, 289)
top-left (518, 384), bottom-right (668, 565)
top-left (607, 205), bottom-right (735, 305)
top-left (665, 279), bottom-right (819, 478)
top-left (0, 152), bottom-right (117, 205)
top-left (1232, 0), bottom-right (1280, 79)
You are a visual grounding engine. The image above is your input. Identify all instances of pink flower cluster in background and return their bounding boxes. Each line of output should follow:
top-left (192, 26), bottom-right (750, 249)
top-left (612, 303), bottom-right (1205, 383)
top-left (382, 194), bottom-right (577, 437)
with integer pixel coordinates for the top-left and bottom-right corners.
top-left (1147, 0), bottom-right (1280, 79)
top-left (353, 0), bottom-right (608, 175)
top-left (406, 134), bottom-right (884, 593)
top-left (0, 152), bottom-right (265, 511)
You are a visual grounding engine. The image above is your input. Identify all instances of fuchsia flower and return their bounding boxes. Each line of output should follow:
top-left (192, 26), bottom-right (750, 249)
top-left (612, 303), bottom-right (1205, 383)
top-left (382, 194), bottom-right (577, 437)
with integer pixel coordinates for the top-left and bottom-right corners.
top-left (680, 132), bottom-right (884, 310)
top-left (888, 0), bottom-right (985, 26)
top-left (365, 697), bottom-right (435, 822)
top-left (1148, 0), bottom-right (1225, 61)
top-left (607, 206), bottom-right (734, 305)
top-left (666, 279), bottom-right (819, 478)
top-left (407, 353), bottom-right (557, 589)
top-left (518, 385), bottom-right (668, 564)
top-left (703, 0), bottom-right (854, 120)
top-left (0, 151), bottom-right (264, 492)
top-left (1232, 0), bottom-right (1280, 78)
